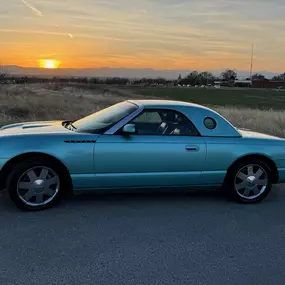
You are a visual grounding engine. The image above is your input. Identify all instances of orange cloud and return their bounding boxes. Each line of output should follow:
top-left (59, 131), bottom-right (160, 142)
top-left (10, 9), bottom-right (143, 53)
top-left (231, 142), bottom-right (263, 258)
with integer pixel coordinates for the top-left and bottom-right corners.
top-left (1, 0), bottom-right (285, 72)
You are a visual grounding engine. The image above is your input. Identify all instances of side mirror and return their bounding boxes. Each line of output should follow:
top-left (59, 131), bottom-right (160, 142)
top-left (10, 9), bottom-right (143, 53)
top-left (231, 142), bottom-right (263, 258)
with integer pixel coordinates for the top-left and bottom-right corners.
top-left (122, 124), bottom-right (136, 135)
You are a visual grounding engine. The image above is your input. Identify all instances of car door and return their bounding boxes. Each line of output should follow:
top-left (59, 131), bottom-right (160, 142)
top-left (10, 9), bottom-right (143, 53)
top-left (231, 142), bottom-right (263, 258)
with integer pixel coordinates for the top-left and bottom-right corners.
top-left (93, 109), bottom-right (207, 189)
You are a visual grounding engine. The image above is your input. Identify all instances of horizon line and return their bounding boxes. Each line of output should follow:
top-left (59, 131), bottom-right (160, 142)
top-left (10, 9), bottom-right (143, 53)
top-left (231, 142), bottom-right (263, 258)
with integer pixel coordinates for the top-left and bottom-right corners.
top-left (1, 64), bottom-right (282, 74)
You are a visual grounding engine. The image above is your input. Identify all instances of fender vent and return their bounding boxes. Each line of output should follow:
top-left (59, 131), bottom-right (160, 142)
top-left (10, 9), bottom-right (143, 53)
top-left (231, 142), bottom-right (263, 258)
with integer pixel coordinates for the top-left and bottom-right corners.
top-left (64, 140), bottom-right (96, 143)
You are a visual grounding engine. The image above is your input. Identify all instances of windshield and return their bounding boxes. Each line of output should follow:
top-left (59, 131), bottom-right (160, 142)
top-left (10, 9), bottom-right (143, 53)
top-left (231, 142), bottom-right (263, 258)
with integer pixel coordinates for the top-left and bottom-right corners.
top-left (73, 101), bottom-right (138, 133)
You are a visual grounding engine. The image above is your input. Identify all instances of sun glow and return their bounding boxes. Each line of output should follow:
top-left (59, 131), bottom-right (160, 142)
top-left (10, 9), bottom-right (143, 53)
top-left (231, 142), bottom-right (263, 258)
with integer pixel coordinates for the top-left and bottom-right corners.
top-left (40, 59), bottom-right (60, 69)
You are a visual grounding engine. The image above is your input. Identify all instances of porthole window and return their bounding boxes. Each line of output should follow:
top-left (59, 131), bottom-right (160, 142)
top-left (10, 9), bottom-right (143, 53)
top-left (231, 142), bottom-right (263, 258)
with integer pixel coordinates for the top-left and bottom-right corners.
top-left (204, 117), bottom-right (217, 130)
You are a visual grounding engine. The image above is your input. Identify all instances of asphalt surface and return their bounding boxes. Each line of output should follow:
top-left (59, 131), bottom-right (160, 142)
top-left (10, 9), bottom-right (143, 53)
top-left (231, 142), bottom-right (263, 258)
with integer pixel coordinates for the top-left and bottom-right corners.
top-left (1, 186), bottom-right (285, 285)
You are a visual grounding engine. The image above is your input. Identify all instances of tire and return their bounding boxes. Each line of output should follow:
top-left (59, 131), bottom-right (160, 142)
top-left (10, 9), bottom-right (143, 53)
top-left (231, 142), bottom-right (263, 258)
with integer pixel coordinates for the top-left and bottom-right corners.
top-left (224, 158), bottom-right (273, 203)
top-left (6, 157), bottom-right (68, 211)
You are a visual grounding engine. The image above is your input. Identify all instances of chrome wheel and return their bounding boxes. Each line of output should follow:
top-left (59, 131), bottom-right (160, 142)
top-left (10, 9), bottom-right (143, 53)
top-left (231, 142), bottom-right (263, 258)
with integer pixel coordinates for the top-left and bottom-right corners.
top-left (234, 164), bottom-right (268, 200)
top-left (16, 166), bottom-right (60, 207)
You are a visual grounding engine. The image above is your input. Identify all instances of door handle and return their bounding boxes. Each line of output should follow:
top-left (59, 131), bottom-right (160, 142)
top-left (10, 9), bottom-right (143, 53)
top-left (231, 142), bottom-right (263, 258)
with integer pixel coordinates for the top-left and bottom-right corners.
top-left (185, 145), bottom-right (199, 151)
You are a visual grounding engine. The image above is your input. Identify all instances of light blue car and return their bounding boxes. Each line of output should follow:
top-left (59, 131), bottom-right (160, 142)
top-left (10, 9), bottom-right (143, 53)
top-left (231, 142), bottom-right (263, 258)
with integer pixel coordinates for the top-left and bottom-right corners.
top-left (0, 99), bottom-right (284, 211)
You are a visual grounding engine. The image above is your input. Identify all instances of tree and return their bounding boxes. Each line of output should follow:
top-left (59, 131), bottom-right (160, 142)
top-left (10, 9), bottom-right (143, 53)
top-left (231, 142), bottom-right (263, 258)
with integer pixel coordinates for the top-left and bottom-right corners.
top-left (181, 71), bottom-right (215, 86)
top-left (89, 77), bottom-right (100, 84)
top-left (0, 65), bottom-right (7, 83)
top-left (220, 69), bottom-right (237, 81)
top-left (251, 73), bottom-right (266, 80)
top-left (182, 71), bottom-right (199, 85)
top-left (198, 71), bottom-right (215, 85)
top-left (272, 73), bottom-right (285, 81)
top-left (154, 77), bottom-right (167, 85)
top-left (105, 77), bottom-right (126, 85)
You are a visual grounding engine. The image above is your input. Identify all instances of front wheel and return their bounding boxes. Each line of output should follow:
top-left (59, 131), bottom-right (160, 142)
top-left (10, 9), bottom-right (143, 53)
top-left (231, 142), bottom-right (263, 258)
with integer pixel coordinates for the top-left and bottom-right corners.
top-left (224, 159), bottom-right (273, 203)
top-left (7, 158), bottom-right (66, 211)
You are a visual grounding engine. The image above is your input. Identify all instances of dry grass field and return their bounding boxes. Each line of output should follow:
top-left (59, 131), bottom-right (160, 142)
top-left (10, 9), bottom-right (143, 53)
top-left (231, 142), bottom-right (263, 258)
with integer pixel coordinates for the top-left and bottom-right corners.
top-left (214, 106), bottom-right (285, 138)
top-left (0, 83), bottom-right (285, 138)
top-left (0, 83), bottom-right (132, 124)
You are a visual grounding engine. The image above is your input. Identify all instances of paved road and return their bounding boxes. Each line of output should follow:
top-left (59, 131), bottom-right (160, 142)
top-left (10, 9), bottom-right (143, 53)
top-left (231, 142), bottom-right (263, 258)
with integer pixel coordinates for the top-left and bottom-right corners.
top-left (1, 187), bottom-right (285, 285)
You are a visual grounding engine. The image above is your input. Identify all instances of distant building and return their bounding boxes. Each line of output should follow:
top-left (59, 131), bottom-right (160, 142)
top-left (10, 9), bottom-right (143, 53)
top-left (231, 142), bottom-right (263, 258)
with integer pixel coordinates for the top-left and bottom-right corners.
top-left (214, 80), bottom-right (231, 87)
top-left (213, 79), bottom-right (284, 89)
top-left (234, 80), bottom-right (252, 88)
top-left (251, 80), bottom-right (285, 89)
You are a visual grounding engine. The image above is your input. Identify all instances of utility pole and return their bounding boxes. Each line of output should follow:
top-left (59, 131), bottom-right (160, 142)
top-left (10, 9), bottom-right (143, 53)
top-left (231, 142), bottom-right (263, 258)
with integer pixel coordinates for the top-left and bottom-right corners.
top-left (250, 44), bottom-right (254, 81)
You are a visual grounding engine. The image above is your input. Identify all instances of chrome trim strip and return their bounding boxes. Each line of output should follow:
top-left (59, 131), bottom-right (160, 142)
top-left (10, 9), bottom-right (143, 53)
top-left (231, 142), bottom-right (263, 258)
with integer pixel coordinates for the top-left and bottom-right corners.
top-left (64, 140), bottom-right (96, 143)
top-left (104, 103), bottom-right (144, 135)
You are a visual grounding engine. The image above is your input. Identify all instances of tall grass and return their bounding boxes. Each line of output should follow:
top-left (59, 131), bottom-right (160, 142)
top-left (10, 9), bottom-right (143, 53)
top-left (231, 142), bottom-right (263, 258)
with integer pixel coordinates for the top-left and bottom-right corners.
top-left (214, 106), bottom-right (285, 138)
top-left (0, 83), bottom-right (284, 138)
top-left (0, 83), bottom-right (127, 124)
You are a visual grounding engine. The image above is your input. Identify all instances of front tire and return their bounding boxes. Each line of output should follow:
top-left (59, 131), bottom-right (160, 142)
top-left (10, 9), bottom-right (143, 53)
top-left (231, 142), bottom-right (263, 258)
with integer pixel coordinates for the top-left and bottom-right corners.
top-left (7, 158), bottom-right (67, 211)
top-left (224, 159), bottom-right (273, 203)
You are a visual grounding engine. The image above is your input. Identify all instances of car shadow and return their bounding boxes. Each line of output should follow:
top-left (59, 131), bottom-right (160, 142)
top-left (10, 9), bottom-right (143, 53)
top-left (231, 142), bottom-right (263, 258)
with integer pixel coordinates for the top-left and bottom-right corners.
top-left (61, 187), bottom-right (282, 210)
top-left (66, 183), bottom-right (284, 201)
top-left (0, 188), bottom-right (225, 212)
top-left (0, 185), bottom-right (283, 213)
top-left (68, 188), bottom-right (225, 202)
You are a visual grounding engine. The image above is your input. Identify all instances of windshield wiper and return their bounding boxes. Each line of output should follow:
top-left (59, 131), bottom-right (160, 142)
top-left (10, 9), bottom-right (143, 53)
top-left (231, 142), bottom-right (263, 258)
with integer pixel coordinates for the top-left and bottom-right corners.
top-left (63, 120), bottom-right (77, 131)
top-left (69, 121), bottom-right (77, 130)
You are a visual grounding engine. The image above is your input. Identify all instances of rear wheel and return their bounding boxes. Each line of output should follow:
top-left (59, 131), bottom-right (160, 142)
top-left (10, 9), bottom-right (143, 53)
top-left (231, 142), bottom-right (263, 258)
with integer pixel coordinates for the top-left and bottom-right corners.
top-left (7, 158), bottom-right (68, 211)
top-left (224, 159), bottom-right (273, 203)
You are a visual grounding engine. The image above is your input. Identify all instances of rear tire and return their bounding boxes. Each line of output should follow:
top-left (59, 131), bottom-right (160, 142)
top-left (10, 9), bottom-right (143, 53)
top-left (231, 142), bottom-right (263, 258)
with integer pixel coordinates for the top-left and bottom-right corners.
top-left (224, 159), bottom-right (273, 203)
top-left (7, 157), bottom-right (69, 211)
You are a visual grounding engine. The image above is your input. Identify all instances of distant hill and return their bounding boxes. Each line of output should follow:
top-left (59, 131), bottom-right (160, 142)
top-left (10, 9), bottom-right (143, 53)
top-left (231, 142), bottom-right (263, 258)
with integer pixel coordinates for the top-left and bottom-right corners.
top-left (2, 65), bottom-right (280, 80)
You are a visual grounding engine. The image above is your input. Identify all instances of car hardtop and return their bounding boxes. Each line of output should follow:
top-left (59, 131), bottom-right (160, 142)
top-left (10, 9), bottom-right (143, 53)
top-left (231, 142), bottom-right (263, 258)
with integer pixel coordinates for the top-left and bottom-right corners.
top-left (128, 99), bottom-right (212, 111)
top-left (127, 99), bottom-right (242, 138)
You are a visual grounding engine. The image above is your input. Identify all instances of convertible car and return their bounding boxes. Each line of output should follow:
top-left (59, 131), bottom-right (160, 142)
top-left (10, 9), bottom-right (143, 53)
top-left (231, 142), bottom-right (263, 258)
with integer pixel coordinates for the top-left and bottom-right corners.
top-left (0, 99), bottom-right (284, 211)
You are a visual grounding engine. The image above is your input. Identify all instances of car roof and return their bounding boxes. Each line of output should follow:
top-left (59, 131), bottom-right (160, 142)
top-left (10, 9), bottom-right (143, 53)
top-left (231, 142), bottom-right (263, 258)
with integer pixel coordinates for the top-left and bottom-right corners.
top-left (128, 99), bottom-right (211, 111)
top-left (127, 99), bottom-right (241, 138)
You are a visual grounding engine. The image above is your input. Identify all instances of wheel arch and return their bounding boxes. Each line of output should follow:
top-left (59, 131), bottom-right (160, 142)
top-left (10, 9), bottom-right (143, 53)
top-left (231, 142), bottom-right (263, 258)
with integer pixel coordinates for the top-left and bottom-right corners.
top-left (225, 154), bottom-right (279, 184)
top-left (0, 152), bottom-right (73, 190)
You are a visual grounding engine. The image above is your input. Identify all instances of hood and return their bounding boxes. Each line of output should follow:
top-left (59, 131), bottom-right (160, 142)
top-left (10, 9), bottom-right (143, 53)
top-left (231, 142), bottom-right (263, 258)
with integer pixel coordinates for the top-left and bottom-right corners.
top-left (237, 128), bottom-right (282, 140)
top-left (0, 120), bottom-right (71, 135)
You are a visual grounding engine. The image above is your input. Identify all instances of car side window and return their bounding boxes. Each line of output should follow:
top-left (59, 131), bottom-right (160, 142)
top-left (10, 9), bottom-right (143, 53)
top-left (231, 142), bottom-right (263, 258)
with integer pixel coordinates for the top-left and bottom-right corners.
top-left (132, 111), bottom-right (162, 123)
top-left (129, 109), bottom-right (199, 136)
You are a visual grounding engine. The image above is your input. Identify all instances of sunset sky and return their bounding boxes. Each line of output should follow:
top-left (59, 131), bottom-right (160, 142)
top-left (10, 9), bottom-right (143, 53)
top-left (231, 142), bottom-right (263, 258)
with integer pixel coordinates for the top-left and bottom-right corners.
top-left (1, 0), bottom-right (285, 71)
